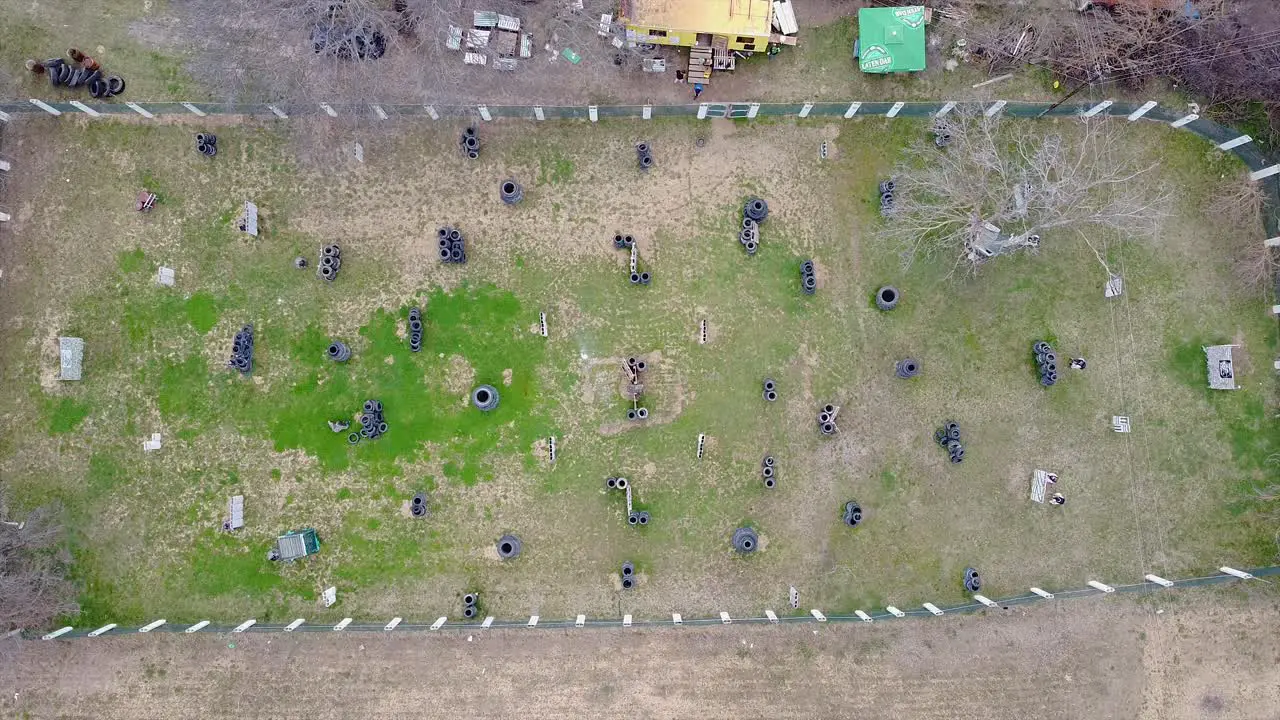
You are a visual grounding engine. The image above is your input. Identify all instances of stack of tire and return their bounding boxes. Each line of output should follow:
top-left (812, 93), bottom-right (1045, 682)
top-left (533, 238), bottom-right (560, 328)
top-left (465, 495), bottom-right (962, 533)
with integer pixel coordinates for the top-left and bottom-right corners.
top-left (636, 142), bottom-right (654, 170)
top-left (318, 244), bottom-right (342, 282)
top-left (460, 127), bottom-right (480, 159)
top-left (408, 307), bottom-right (423, 353)
top-left (621, 562), bottom-right (636, 589)
top-left (1033, 341), bottom-right (1057, 387)
top-left (410, 492), bottom-right (428, 518)
top-left (36, 52), bottom-right (126, 99)
top-left (761, 455), bottom-right (776, 489)
top-left (739, 218), bottom-right (760, 256)
top-left (500, 179), bottom-right (523, 205)
top-left (355, 399), bottom-right (387, 443)
top-left (629, 270), bottom-right (652, 285)
top-left (227, 324), bottom-right (254, 375)
top-left (963, 567), bottom-right (981, 593)
top-left (843, 500), bottom-right (863, 528)
top-left (472, 384), bottom-right (500, 411)
top-left (800, 260), bottom-right (816, 295)
top-left (817, 403), bottom-right (836, 435)
top-left (613, 233), bottom-right (635, 251)
top-left (879, 179), bottom-right (896, 216)
top-left (436, 226), bottom-right (466, 265)
top-left (462, 592), bottom-right (479, 618)
top-left (731, 526), bottom-right (758, 554)
top-left (195, 132), bottom-right (217, 158)
top-left (934, 420), bottom-right (965, 464)
top-left (762, 377), bottom-right (777, 402)
top-left (895, 357), bottom-right (920, 378)
top-left (875, 285), bottom-right (900, 311)
top-left (627, 508), bottom-right (650, 526)
top-left (325, 340), bottom-right (351, 362)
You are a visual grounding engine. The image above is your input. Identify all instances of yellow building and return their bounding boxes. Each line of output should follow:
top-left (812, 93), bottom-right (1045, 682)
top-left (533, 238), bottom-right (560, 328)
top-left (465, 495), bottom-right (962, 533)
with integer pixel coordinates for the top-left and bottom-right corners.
top-left (620, 0), bottom-right (774, 53)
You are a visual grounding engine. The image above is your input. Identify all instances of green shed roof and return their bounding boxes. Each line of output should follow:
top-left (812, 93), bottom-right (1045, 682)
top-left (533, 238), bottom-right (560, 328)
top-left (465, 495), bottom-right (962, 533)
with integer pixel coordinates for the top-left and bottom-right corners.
top-left (858, 6), bottom-right (927, 74)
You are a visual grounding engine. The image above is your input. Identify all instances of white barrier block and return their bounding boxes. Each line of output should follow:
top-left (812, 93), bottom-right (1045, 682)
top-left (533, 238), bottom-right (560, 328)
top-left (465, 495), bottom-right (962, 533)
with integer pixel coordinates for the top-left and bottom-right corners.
top-left (181, 102), bottom-right (206, 117)
top-left (478, 105), bottom-right (492, 121)
top-left (810, 609), bottom-right (827, 622)
top-left (855, 610), bottom-right (873, 623)
top-left (886, 606), bottom-right (905, 618)
top-left (424, 105), bottom-right (439, 120)
top-left (972, 594), bottom-right (998, 608)
top-left (696, 433), bottom-right (705, 459)
top-left (527, 615), bottom-right (539, 628)
top-left (185, 621), bottom-right (210, 633)
top-left (923, 603), bottom-right (943, 616)
top-left (431, 616), bottom-right (447, 630)
top-left (642, 105), bottom-right (652, 120)
top-left (69, 101), bottom-right (101, 117)
top-left (1127, 101), bottom-right (1157, 121)
top-left (548, 435), bottom-right (556, 463)
top-left (1081, 99), bottom-right (1113, 118)
top-left (534, 106), bottom-right (544, 121)
top-left (672, 613), bottom-right (683, 625)
top-left (588, 105), bottom-right (598, 122)
top-left (1264, 236), bottom-right (1280, 248)
top-left (844, 102), bottom-right (862, 118)
top-left (232, 619), bottom-right (256, 633)
top-left (1144, 574), bottom-right (1174, 587)
top-left (798, 102), bottom-right (813, 118)
top-left (333, 618), bottom-right (352, 631)
top-left (1218, 135), bottom-right (1252, 150)
top-left (1030, 587), bottom-right (1054, 599)
top-left (29, 99), bottom-right (61, 116)
top-left (284, 618), bottom-right (304, 632)
top-left (88, 623), bottom-right (117, 637)
top-left (936, 101), bottom-right (956, 117)
top-left (0, 109), bottom-right (10, 122)
top-left (1272, 305), bottom-right (1280, 316)
top-left (267, 105), bottom-right (288, 119)
top-left (720, 612), bottom-right (732, 624)
top-left (42, 627), bottom-right (73, 640)
top-left (481, 616), bottom-right (494, 629)
top-left (747, 102), bottom-right (761, 119)
top-left (125, 102), bottom-right (155, 118)
top-left (540, 312), bottom-right (548, 337)
top-left (984, 100), bottom-right (1007, 117)
top-left (623, 614), bottom-right (633, 627)
top-left (1088, 581), bottom-right (1116, 593)
top-left (1220, 566), bottom-right (1255, 580)
top-left (372, 105), bottom-right (387, 120)
top-left (385, 617), bottom-right (402, 631)
top-left (319, 103), bottom-right (337, 117)
top-left (1170, 113), bottom-right (1199, 128)
top-left (1249, 165), bottom-right (1280, 182)
top-left (697, 104), bottom-right (709, 119)
top-left (575, 614), bottom-right (585, 628)
top-left (138, 619), bottom-right (166, 633)
top-left (765, 610), bottom-right (778, 623)
top-left (886, 101), bottom-right (904, 118)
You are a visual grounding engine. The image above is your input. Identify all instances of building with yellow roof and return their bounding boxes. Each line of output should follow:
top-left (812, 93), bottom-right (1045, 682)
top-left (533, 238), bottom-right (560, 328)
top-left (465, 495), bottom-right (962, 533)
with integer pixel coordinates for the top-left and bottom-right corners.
top-left (620, 0), bottom-right (775, 53)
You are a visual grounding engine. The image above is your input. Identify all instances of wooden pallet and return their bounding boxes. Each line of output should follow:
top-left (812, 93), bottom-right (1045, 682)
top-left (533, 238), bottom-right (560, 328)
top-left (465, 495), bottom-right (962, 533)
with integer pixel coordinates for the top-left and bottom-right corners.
top-left (688, 46), bottom-right (713, 83)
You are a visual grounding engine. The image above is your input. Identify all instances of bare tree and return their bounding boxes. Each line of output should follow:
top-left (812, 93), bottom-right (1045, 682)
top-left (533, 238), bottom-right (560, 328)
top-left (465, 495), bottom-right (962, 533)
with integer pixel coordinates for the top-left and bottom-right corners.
top-left (0, 492), bottom-right (77, 631)
top-left (1205, 172), bottom-right (1275, 296)
top-left (880, 112), bottom-right (1169, 275)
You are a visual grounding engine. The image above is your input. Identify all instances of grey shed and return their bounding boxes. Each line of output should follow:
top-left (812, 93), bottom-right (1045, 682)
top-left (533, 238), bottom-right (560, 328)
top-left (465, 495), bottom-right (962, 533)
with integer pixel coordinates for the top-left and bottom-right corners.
top-left (277, 533), bottom-right (308, 561)
top-left (59, 337), bottom-right (84, 381)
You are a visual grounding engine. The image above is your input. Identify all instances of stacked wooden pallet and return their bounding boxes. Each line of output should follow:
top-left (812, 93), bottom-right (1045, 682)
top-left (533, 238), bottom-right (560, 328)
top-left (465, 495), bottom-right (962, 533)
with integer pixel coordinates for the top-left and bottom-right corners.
top-left (688, 46), bottom-right (712, 84)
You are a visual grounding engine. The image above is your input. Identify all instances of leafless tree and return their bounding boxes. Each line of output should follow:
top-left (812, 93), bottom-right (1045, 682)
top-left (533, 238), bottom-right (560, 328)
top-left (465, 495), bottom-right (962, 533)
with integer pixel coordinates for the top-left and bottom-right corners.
top-left (880, 112), bottom-right (1169, 275)
top-left (1205, 172), bottom-right (1274, 295)
top-left (0, 492), bottom-right (77, 631)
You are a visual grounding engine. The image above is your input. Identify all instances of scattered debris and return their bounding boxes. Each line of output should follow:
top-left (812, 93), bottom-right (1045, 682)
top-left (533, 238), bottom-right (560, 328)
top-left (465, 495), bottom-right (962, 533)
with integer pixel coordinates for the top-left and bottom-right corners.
top-left (311, 22), bottom-right (386, 60)
top-left (321, 585), bottom-right (337, 606)
top-left (327, 419), bottom-right (350, 433)
top-left (135, 190), bottom-right (157, 213)
top-left (142, 432), bottom-right (162, 452)
top-left (624, 357), bottom-right (649, 421)
top-left (843, 500), bottom-right (862, 527)
top-left (27, 50), bottom-right (127, 98)
top-left (934, 421), bottom-right (965, 463)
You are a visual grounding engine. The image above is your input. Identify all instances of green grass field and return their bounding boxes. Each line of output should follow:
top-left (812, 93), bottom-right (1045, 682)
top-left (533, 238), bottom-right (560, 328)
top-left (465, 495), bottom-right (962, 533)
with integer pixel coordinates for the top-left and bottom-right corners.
top-left (0, 114), bottom-right (1275, 626)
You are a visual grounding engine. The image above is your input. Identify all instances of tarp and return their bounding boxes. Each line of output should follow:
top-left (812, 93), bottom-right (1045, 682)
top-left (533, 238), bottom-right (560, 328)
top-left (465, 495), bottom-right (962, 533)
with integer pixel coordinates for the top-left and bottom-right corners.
top-left (857, 6), bottom-right (926, 73)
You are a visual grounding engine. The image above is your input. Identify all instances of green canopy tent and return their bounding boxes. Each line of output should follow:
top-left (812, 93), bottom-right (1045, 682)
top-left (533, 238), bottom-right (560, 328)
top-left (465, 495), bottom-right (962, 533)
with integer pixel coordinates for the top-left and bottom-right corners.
top-left (856, 6), bottom-right (927, 74)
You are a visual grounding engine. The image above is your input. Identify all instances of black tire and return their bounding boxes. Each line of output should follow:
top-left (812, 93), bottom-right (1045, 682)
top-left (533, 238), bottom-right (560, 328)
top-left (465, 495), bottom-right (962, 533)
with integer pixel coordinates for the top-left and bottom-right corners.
top-left (640, 272), bottom-right (651, 285)
top-left (731, 527), bottom-right (759, 553)
top-left (378, 422), bottom-right (388, 435)
top-left (615, 478), bottom-right (628, 490)
top-left (467, 150), bottom-right (479, 160)
top-left (464, 136), bottom-right (479, 150)
top-left (1041, 375), bottom-right (1056, 387)
top-left (347, 432), bottom-right (360, 444)
top-left (764, 390), bottom-right (777, 402)
top-left (635, 142), bottom-right (649, 154)
top-left (946, 422), bottom-right (961, 440)
top-left (745, 198), bottom-right (768, 223)
top-left (637, 408), bottom-right (648, 419)
top-left (614, 234), bottom-right (625, 249)
top-left (360, 426), bottom-right (372, 438)
top-left (202, 144), bottom-right (217, 157)
top-left (196, 133), bottom-right (209, 145)
top-left (496, 534), bottom-right (522, 559)
top-left (800, 260), bottom-right (815, 275)
top-left (622, 561), bottom-right (635, 577)
top-left (621, 577), bottom-right (634, 589)
top-left (636, 361), bottom-right (647, 372)
top-left (628, 512), bottom-right (639, 525)
top-left (464, 127), bottom-right (476, 138)
top-left (196, 141), bottom-right (210, 155)
top-left (639, 154), bottom-right (653, 169)
top-left (409, 319), bottom-right (422, 333)
top-left (743, 218), bottom-right (757, 230)
top-left (629, 273), bottom-right (641, 284)
top-left (373, 399), bottom-right (382, 413)
top-left (319, 266), bottom-right (335, 281)
top-left (763, 455), bottom-right (774, 468)
top-left (450, 247), bottom-right (464, 262)
top-left (89, 78), bottom-right (108, 98)
top-left (762, 466), bottom-right (774, 479)
top-left (363, 400), bottom-right (377, 414)
top-left (627, 357), bottom-right (638, 367)
top-left (876, 286), bottom-right (899, 311)
top-left (1042, 352), bottom-right (1057, 365)
top-left (472, 385), bottom-right (499, 411)
top-left (821, 422), bottom-right (835, 435)
top-left (878, 179), bottom-right (896, 194)
top-left (108, 76), bottom-right (125, 95)
top-left (623, 235), bottom-right (635, 248)
top-left (764, 478), bottom-right (775, 488)
top-left (1033, 341), bottom-right (1051, 355)
top-left (606, 477), bottom-right (617, 489)
top-left (896, 358), bottom-right (920, 378)
top-left (322, 245), bottom-right (339, 258)
top-left (802, 275), bottom-right (816, 291)
top-left (463, 605), bottom-right (477, 618)
top-left (57, 64), bottom-right (72, 86)
top-left (745, 242), bottom-right (758, 255)
top-left (626, 409), bottom-right (637, 421)
top-left (818, 412), bottom-right (831, 424)
top-left (764, 379), bottom-right (776, 392)
top-left (84, 69), bottom-right (102, 87)
top-left (462, 592), bottom-right (477, 605)
top-left (935, 428), bottom-right (949, 446)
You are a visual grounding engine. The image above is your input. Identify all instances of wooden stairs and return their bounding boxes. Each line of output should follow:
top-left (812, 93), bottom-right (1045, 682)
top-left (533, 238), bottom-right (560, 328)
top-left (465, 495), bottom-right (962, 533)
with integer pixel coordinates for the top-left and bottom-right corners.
top-left (687, 45), bottom-right (712, 84)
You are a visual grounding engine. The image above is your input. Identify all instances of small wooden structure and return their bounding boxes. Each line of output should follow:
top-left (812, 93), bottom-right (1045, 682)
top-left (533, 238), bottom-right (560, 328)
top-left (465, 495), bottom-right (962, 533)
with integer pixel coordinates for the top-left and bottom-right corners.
top-left (135, 190), bottom-right (157, 212)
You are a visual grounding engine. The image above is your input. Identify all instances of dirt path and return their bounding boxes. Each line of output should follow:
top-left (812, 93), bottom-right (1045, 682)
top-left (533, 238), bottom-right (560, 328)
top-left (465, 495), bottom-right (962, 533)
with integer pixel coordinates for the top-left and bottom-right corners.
top-left (3, 588), bottom-right (1277, 719)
